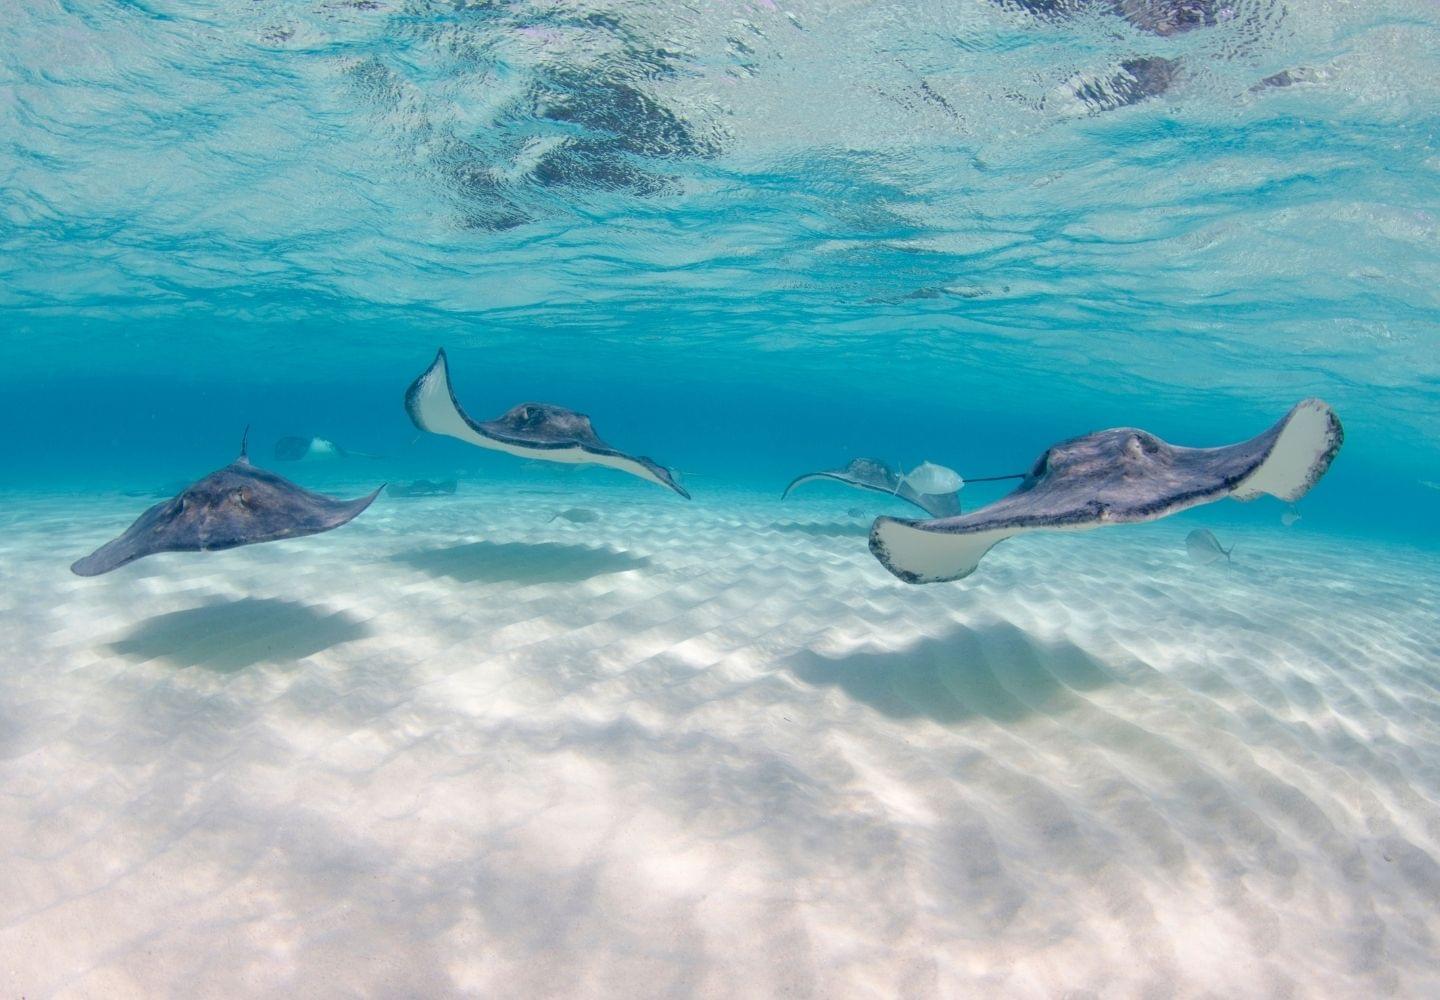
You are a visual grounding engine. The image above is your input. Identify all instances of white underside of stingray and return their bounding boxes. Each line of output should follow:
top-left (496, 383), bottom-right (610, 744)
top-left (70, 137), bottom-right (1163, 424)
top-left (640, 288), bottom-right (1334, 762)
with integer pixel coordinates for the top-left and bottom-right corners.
top-left (870, 399), bottom-right (1344, 584)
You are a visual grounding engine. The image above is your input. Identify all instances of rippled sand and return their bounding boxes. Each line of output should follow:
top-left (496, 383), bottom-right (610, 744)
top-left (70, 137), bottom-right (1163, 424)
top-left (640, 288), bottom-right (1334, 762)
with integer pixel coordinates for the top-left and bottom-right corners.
top-left (2, 483), bottom-right (1437, 998)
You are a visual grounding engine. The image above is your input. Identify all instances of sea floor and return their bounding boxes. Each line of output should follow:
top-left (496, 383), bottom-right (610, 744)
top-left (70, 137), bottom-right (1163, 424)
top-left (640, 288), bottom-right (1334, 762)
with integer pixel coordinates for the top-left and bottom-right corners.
top-left (1, 482), bottom-right (1438, 998)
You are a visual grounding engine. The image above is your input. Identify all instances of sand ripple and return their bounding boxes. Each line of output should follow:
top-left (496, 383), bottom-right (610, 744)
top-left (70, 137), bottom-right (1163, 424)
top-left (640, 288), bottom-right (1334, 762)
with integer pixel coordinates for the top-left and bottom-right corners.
top-left (1, 486), bottom-right (1438, 997)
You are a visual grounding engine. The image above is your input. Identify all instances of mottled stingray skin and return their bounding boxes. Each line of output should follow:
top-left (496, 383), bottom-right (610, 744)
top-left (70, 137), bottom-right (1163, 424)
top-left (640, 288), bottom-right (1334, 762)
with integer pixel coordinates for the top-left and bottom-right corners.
top-left (870, 399), bottom-right (1344, 584)
top-left (71, 436), bottom-right (382, 577)
top-left (404, 348), bottom-right (689, 498)
top-left (782, 458), bottom-right (962, 518)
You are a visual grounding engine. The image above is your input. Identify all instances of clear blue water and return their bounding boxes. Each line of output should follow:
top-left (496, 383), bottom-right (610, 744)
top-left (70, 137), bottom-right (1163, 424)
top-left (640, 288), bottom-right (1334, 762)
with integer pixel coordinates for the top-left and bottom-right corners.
top-left (3, 0), bottom-right (1437, 550)
top-left (6, 5), bottom-right (1440, 994)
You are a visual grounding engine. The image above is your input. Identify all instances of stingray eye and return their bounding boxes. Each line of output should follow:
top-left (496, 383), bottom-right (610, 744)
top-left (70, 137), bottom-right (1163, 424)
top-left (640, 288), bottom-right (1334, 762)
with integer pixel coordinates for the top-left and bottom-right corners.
top-left (232, 488), bottom-right (251, 507)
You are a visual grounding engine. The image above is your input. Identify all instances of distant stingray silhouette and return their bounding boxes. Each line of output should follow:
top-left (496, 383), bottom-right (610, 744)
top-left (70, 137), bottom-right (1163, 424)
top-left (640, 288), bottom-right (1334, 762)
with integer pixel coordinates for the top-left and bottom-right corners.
top-left (783, 458), bottom-right (962, 518)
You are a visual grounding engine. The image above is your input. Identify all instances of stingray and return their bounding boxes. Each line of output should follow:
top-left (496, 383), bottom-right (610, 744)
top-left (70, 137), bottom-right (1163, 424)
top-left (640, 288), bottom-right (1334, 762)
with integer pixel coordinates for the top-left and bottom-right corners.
top-left (388, 479), bottom-right (458, 498)
top-left (783, 458), bottom-right (963, 518)
top-left (870, 399), bottom-right (1343, 584)
top-left (72, 431), bottom-right (383, 577)
top-left (404, 348), bottom-right (689, 498)
top-left (274, 435), bottom-right (382, 462)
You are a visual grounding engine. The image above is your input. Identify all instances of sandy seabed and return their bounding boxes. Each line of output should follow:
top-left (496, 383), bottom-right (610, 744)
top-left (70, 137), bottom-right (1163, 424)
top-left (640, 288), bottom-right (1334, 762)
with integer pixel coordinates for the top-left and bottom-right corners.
top-left (1, 481), bottom-right (1438, 999)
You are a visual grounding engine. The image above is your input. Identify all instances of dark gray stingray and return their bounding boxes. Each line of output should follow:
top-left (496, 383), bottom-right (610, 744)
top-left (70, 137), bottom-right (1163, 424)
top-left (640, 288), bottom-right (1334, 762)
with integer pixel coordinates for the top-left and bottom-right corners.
top-left (404, 348), bottom-right (689, 498)
top-left (782, 458), bottom-right (962, 518)
top-left (870, 399), bottom-right (1343, 584)
top-left (388, 479), bottom-right (458, 498)
top-left (72, 432), bottom-right (383, 577)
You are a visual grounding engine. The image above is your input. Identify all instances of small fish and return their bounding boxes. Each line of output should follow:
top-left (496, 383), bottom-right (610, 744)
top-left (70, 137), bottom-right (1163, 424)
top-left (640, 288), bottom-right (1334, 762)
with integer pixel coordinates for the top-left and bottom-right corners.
top-left (1185, 528), bottom-right (1234, 565)
top-left (1281, 505), bottom-right (1301, 527)
top-left (1421, 480), bottom-right (1440, 492)
top-left (847, 507), bottom-right (866, 518)
top-left (896, 461), bottom-right (964, 496)
top-left (548, 507), bottom-right (600, 524)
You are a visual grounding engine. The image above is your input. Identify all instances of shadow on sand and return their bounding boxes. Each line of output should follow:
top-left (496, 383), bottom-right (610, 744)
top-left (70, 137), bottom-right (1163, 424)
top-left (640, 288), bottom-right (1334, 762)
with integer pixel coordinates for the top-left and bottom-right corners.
top-left (108, 598), bottom-right (372, 673)
top-left (393, 540), bottom-right (649, 585)
top-left (787, 620), bottom-right (1117, 725)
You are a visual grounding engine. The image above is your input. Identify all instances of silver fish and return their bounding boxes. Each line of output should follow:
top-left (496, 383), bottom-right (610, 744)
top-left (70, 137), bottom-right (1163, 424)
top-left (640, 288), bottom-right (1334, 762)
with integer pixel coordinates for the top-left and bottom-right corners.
top-left (1185, 528), bottom-right (1234, 565)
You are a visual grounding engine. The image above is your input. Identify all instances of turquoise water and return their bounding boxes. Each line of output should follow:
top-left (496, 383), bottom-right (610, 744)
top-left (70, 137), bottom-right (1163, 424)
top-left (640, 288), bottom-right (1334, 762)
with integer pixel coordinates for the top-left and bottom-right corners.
top-left (5, 2), bottom-right (1440, 996)
top-left (4, 0), bottom-right (1438, 544)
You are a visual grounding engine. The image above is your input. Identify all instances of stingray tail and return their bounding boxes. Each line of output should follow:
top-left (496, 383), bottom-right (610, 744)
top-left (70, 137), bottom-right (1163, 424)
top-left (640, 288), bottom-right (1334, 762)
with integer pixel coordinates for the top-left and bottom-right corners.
top-left (334, 444), bottom-right (385, 461)
top-left (1225, 543), bottom-right (1235, 561)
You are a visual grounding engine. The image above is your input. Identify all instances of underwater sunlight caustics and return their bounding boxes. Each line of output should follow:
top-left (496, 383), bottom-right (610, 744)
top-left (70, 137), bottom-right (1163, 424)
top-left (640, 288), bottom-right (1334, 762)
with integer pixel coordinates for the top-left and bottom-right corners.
top-left (5, 0), bottom-right (1440, 997)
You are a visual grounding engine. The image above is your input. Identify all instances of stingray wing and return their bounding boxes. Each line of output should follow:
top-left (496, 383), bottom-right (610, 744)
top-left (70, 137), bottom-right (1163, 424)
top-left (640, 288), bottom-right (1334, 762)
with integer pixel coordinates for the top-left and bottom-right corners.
top-left (870, 399), bottom-right (1342, 584)
top-left (71, 496), bottom-right (186, 576)
top-left (1227, 398), bottom-right (1344, 501)
top-left (404, 348), bottom-right (689, 498)
top-left (781, 470), bottom-right (874, 499)
top-left (782, 459), bottom-right (897, 497)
